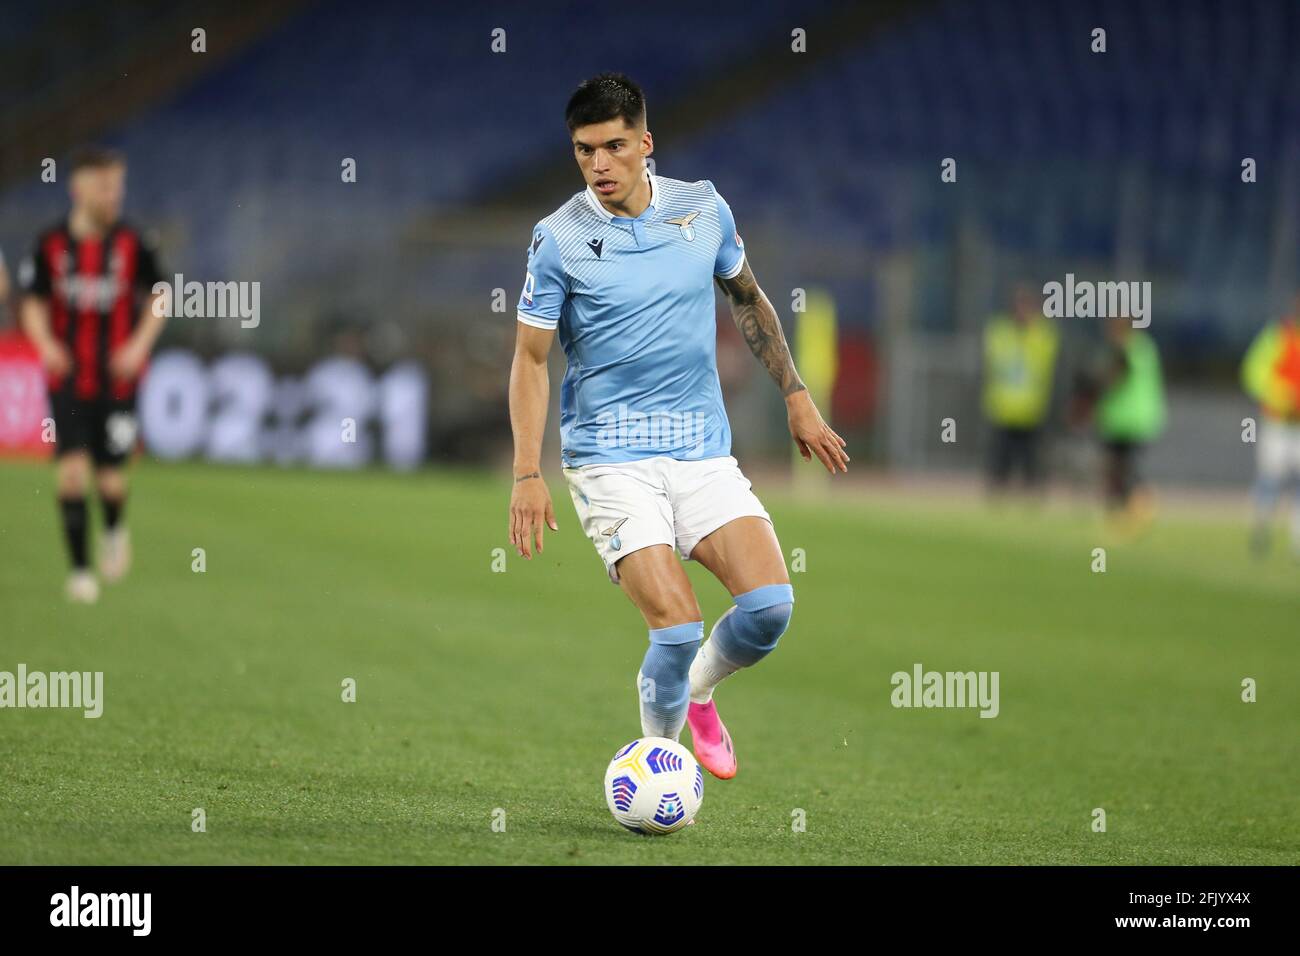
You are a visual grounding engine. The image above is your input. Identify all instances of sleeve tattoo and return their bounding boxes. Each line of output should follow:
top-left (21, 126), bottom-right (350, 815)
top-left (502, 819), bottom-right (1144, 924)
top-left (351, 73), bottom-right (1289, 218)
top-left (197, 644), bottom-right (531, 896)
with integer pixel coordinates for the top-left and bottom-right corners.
top-left (715, 261), bottom-right (806, 397)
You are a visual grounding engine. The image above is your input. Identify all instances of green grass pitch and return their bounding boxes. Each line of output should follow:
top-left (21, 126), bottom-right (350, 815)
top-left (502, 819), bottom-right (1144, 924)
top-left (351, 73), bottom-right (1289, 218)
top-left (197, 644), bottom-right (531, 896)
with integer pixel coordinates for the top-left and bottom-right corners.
top-left (0, 459), bottom-right (1296, 865)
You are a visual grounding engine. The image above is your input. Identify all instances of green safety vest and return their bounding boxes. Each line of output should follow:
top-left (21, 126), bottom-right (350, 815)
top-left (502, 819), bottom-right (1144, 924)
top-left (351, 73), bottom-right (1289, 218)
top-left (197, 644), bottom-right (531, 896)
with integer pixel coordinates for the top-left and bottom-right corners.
top-left (1097, 331), bottom-right (1165, 442)
top-left (982, 315), bottom-right (1059, 428)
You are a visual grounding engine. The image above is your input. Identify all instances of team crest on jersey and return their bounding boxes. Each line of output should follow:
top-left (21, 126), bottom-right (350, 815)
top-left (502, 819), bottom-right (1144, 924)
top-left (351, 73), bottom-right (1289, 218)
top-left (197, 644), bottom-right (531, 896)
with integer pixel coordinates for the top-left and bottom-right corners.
top-left (665, 212), bottom-right (699, 242)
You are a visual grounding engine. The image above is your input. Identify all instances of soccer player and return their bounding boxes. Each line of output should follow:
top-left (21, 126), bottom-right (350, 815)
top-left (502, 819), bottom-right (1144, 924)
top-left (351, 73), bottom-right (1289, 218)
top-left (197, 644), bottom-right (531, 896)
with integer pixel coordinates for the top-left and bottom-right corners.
top-left (507, 74), bottom-right (848, 780)
top-left (1241, 298), bottom-right (1300, 557)
top-left (18, 146), bottom-right (167, 603)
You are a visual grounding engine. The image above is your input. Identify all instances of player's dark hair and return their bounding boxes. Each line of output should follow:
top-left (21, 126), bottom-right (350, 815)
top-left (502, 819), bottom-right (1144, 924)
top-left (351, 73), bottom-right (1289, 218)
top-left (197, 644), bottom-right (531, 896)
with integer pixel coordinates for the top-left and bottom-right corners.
top-left (68, 145), bottom-right (125, 174)
top-left (565, 73), bottom-right (646, 134)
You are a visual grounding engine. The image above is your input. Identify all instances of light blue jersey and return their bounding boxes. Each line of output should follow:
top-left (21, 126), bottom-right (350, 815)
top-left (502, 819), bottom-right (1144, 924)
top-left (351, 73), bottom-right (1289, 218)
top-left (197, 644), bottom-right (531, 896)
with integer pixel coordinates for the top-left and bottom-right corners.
top-left (516, 171), bottom-right (747, 467)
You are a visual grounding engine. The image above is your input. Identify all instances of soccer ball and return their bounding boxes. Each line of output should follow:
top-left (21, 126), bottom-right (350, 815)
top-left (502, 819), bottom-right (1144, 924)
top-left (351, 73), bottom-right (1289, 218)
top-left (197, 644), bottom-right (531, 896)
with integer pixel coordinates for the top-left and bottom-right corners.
top-left (603, 736), bottom-right (703, 834)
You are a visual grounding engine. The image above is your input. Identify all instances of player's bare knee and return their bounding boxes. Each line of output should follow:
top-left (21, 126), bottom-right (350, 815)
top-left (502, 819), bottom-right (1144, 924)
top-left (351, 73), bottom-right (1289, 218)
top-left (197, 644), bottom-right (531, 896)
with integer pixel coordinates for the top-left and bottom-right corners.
top-left (97, 468), bottom-right (127, 499)
top-left (56, 454), bottom-right (91, 497)
top-left (625, 577), bottom-right (700, 628)
top-left (638, 593), bottom-right (701, 631)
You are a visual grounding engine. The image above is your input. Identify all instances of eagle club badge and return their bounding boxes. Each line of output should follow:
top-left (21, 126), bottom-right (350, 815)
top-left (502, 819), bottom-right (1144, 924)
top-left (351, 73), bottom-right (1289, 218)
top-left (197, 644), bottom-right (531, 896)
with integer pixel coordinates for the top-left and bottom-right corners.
top-left (665, 211), bottom-right (700, 242)
top-left (600, 516), bottom-right (629, 551)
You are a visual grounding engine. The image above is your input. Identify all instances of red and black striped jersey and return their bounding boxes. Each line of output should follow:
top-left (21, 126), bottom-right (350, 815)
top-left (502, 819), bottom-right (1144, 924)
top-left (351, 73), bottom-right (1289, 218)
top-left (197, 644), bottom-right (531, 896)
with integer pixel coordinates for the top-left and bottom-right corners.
top-left (20, 219), bottom-right (164, 400)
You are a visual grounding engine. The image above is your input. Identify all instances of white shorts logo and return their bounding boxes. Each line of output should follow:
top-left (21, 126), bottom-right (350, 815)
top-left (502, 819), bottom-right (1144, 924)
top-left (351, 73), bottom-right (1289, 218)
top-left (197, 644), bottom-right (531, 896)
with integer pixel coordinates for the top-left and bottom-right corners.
top-left (601, 517), bottom-right (629, 551)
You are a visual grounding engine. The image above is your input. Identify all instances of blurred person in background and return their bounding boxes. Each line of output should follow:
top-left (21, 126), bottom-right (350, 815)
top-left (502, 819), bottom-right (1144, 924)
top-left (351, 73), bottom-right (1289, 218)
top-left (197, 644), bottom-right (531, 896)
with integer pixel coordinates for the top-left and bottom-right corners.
top-left (0, 248), bottom-right (11, 322)
top-left (1241, 297), bottom-right (1300, 558)
top-left (981, 282), bottom-right (1059, 496)
top-left (1077, 316), bottom-right (1165, 528)
top-left (18, 146), bottom-right (167, 603)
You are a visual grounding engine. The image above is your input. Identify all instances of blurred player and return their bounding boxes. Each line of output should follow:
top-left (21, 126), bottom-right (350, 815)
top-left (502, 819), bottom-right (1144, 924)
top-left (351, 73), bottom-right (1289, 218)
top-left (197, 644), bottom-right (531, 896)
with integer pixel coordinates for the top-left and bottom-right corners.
top-left (1241, 297), bottom-right (1300, 557)
top-left (507, 74), bottom-right (847, 780)
top-left (0, 248), bottom-right (11, 320)
top-left (19, 147), bottom-right (167, 602)
top-left (981, 282), bottom-right (1059, 495)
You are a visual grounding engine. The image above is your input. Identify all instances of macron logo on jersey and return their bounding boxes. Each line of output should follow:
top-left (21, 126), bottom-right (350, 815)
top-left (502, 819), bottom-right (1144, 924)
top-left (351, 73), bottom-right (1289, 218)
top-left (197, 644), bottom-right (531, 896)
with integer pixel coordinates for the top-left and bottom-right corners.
top-left (531, 233), bottom-right (543, 255)
top-left (587, 238), bottom-right (604, 258)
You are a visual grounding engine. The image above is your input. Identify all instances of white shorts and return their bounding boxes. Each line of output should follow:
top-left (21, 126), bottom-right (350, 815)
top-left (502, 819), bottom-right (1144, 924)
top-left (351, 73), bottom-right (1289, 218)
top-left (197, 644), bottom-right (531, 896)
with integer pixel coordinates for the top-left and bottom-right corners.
top-left (1258, 419), bottom-right (1300, 482)
top-left (563, 455), bottom-right (772, 583)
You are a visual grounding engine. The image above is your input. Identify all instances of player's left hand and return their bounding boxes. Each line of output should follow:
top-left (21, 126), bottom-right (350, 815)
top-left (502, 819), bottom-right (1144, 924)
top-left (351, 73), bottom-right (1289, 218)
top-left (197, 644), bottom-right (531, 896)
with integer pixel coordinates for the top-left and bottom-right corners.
top-left (786, 390), bottom-right (849, 474)
top-left (109, 338), bottom-right (149, 381)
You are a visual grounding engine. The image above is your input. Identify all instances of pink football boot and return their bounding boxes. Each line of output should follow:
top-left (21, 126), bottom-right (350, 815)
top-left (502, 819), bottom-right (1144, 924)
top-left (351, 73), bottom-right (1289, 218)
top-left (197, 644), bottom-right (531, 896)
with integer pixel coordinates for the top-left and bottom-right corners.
top-left (687, 700), bottom-right (737, 779)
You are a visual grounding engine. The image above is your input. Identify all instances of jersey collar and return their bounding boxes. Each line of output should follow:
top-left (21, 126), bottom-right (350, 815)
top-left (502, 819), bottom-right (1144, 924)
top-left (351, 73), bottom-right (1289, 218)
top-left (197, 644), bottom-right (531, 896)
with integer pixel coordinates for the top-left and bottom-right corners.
top-left (584, 168), bottom-right (658, 222)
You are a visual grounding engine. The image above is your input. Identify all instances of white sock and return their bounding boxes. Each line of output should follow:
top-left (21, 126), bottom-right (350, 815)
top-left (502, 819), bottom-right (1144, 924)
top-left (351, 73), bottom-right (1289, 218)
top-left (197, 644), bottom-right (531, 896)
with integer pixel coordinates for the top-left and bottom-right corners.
top-left (688, 609), bottom-right (744, 704)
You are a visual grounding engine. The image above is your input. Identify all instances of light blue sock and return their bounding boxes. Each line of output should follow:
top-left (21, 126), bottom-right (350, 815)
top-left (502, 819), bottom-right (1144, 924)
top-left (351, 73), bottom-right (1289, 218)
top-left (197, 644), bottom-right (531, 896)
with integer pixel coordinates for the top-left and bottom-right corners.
top-left (689, 584), bottom-right (794, 703)
top-left (637, 621), bottom-right (702, 740)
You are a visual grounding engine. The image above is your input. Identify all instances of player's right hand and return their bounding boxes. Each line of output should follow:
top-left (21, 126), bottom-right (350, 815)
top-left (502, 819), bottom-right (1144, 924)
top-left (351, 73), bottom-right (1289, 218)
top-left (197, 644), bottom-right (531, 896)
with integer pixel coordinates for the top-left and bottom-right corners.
top-left (509, 472), bottom-right (558, 559)
top-left (37, 340), bottom-right (72, 377)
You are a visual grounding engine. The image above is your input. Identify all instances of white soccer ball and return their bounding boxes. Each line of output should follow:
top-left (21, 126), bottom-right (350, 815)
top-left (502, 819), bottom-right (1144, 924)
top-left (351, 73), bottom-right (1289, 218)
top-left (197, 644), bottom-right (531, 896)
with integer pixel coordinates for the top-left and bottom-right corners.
top-left (604, 736), bottom-right (703, 834)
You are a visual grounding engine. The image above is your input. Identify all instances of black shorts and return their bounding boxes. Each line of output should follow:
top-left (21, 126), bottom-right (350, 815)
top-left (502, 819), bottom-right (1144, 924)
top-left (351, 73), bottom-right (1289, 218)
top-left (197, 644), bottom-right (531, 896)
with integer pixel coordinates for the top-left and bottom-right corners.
top-left (49, 392), bottom-right (139, 467)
